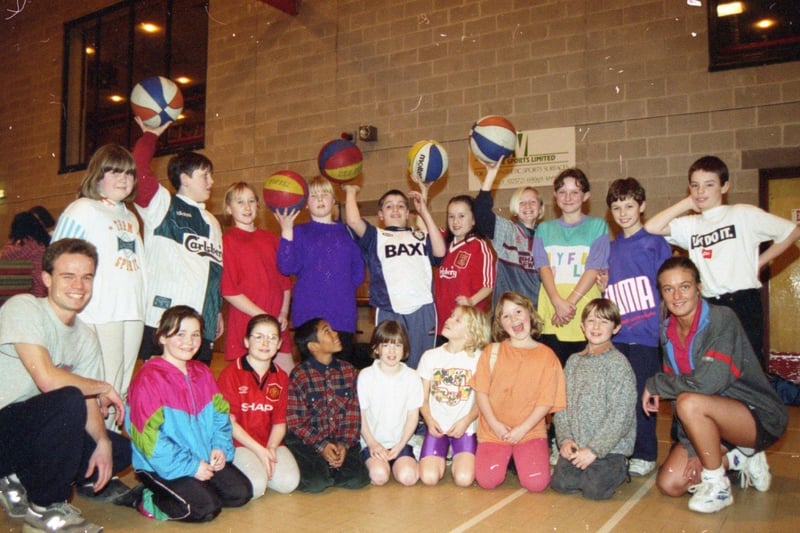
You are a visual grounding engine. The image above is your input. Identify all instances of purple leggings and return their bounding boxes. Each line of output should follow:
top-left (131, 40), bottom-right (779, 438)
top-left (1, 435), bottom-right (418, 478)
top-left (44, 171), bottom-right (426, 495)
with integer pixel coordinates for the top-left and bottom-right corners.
top-left (419, 432), bottom-right (477, 459)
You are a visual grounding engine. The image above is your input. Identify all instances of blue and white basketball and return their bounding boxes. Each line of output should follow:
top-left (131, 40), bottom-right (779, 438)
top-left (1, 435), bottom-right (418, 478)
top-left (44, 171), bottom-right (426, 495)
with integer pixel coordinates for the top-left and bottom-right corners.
top-left (407, 140), bottom-right (448, 184)
top-left (469, 115), bottom-right (517, 163)
top-left (130, 76), bottom-right (184, 128)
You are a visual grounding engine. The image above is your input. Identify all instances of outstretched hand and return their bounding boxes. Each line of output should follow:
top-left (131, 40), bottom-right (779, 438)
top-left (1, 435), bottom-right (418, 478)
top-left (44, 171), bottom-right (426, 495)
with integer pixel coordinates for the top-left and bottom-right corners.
top-left (134, 116), bottom-right (172, 137)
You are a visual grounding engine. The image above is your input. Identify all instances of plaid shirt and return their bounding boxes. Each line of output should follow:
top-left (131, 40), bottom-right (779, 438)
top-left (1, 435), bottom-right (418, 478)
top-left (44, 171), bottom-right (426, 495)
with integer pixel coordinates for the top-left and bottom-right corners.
top-left (287, 356), bottom-right (360, 453)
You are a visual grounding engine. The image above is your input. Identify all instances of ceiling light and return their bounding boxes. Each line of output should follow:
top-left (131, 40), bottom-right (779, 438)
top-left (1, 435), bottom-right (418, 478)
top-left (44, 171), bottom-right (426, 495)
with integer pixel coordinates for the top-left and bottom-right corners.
top-left (717, 2), bottom-right (743, 17)
top-left (140, 22), bottom-right (160, 33)
top-left (85, 46), bottom-right (95, 55)
top-left (755, 18), bottom-right (776, 29)
top-left (109, 94), bottom-right (125, 103)
top-left (175, 76), bottom-right (191, 85)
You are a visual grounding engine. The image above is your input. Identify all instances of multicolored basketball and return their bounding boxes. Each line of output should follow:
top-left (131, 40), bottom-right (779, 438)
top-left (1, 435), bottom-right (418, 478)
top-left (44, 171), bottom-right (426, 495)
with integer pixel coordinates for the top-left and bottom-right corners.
top-left (407, 140), bottom-right (448, 184)
top-left (469, 115), bottom-right (517, 163)
top-left (262, 170), bottom-right (309, 212)
top-left (317, 139), bottom-right (363, 182)
top-left (130, 76), bottom-right (184, 128)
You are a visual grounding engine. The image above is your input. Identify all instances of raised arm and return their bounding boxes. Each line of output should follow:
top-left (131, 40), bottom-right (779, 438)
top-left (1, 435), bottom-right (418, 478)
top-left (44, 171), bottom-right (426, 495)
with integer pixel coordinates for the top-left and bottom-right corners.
top-left (132, 117), bottom-right (171, 208)
top-left (644, 195), bottom-right (697, 236)
top-left (343, 185), bottom-right (367, 238)
top-left (410, 190), bottom-right (446, 258)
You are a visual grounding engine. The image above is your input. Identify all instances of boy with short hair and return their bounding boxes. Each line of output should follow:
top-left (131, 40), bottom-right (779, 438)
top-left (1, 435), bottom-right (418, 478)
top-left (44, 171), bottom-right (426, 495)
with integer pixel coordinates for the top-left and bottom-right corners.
top-left (533, 168), bottom-right (610, 367)
top-left (551, 299), bottom-right (637, 500)
top-left (284, 318), bottom-right (370, 493)
top-left (344, 185), bottom-right (446, 369)
top-left (132, 119), bottom-right (223, 364)
top-left (645, 155), bottom-right (800, 367)
top-left (599, 177), bottom-right (672, 477)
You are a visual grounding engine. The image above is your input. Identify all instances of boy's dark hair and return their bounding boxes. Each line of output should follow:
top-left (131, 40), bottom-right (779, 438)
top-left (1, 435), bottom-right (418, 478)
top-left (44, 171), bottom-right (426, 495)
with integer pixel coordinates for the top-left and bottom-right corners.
top-left (377, 189), bottom-right (408, 210)
top-left (294, 317), bottom-right (325, 360)
top-left (29, 205), bottom-right (55, 231)
top-left (369, 319), bottom-right (410, 361)
top-left (155, 305), bottom-right (204, 344)
top-left (553, 168), bottom-right (590, 193)
top-left (9, 211), bottom-right (50, 246)
top-left (606, 177), bottom-right (645, 207)
top-left (581, 298), bottom-right (621, 327)
top-left (688, 155), bottom-right (729, 186)
top-left (42, 238), bottom-right (98, 275)
top-left (445, 195), bottom-right (482, 245)
top-left (167, 152), bottom-right (213, 191)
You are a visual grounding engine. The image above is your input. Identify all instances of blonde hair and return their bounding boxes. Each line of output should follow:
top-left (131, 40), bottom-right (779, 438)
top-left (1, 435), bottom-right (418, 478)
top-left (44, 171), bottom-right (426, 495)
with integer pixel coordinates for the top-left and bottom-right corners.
top-left (224, 181), bottom-right (259, 208)
top-left (509, 186), bottom-right (543, 218)
top-left (79, 144), bottom-right (137, 202)
top-left (308, 175), bottom-right (334, 196)
top-left (492, 291), bottom-right (544, 341)
top-left (455, 305), bottom-right (491, 354)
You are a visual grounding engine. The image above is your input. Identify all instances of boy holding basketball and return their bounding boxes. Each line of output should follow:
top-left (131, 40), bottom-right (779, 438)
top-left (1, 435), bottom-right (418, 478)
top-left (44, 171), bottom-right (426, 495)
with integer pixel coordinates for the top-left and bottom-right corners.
top-left (343, 185), bottom-right (445, 369)
top-left (132, 118), bottom-right (223, 365)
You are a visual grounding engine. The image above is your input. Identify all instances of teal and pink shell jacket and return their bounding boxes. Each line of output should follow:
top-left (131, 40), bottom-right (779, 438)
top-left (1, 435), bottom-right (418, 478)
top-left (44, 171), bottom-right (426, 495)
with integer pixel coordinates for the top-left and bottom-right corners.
top-left (126, 357), bottom-right (234, 480)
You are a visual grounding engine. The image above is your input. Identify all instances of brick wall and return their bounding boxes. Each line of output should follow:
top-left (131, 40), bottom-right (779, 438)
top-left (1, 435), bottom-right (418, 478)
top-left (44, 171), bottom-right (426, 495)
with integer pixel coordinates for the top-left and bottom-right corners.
top-left (2, 0), bottom-right (799, 234)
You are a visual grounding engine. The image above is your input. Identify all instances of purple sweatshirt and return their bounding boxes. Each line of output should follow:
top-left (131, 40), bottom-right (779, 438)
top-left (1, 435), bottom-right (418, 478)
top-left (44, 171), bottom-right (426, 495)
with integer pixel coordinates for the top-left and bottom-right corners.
top-left (605, 228), bottom-right (672, 347)
top-left (277, 220), bottom-right (365, 333)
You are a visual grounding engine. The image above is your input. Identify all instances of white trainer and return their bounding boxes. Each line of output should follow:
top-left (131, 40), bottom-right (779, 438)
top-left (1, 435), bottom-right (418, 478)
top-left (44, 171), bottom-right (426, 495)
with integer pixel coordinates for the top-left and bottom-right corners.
top-left (23, 501), bottom-right (103, 532)
top-left (738, 451), bottom-right (772, 492)
top-left (628, 458), bottom-right (656, 477)
top-left (0, 474), bottom-right (29, 518)
top-left (688, 475), bottom-right (733, 514)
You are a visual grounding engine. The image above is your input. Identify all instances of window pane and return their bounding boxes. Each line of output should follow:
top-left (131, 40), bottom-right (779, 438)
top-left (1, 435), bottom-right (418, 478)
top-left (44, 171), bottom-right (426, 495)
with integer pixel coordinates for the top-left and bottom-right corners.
top-left (164, 0), bottom-right (208, 151)
top-left (61, 0), bottom-right (207, 173)
top-left (89, 7), bottom-right (131, 157)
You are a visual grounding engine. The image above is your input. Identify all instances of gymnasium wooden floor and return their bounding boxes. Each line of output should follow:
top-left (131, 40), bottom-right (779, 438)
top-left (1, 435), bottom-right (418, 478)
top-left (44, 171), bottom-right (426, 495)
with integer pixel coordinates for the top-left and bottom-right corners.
top-left (3, 356), bottom-right (798, 532)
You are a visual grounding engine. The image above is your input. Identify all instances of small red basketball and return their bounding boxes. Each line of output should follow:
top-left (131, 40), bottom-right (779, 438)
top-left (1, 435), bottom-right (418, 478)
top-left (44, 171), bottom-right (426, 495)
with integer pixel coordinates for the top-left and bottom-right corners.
top-left (262, 170), bottom-right (308, 212)
top-left (317, 139), bottom-right (363, 182)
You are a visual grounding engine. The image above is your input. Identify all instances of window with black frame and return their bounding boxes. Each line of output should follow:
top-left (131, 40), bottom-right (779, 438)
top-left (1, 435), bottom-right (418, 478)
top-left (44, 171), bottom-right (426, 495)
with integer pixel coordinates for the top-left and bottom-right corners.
top-left (708, 1), bottom-right (800, 71)
top-left (60, 0), bottom-right (208, 173)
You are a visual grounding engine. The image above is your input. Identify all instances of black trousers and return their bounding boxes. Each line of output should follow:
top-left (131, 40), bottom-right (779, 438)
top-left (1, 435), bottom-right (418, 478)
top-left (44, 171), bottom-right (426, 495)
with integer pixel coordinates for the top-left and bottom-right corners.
top-left (0, 386), bottom-right (131, 506)
top-left (284, 432), bottom-right (369, 493)
top-left (709, 288), bottom-right (765, 369)
top-left (550, 453), bottom-right (628, 500)
top-left (137, 463), bottom-right (251, 522)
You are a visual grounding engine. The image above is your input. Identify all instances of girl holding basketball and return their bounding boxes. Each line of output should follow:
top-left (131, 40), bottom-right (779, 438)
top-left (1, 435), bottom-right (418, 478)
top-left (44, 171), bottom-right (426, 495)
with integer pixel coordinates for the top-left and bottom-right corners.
top-left (274, 176), bottom-right (365, 365)
top-left (434, 195), bottom-right (496, 345)
top-left (51, 144), bottom-right (146, 430)
top-left (474, 157), bottom-right (544, 308)
top-left (221, 182), bottom-right (293, 371)
top-left (416, 305), bottom-right (491, 487)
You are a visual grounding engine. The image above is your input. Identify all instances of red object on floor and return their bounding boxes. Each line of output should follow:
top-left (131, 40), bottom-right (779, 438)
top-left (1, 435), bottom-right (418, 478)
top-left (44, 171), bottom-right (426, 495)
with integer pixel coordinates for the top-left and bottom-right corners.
top-left (259, 0), bottom-right (299, 16)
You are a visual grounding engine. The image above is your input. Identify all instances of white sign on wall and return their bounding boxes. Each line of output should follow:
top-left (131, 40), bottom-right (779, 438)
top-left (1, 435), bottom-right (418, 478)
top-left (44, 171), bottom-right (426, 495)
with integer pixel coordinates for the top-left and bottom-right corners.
top-left (467, 126), bottom-right (576, 191)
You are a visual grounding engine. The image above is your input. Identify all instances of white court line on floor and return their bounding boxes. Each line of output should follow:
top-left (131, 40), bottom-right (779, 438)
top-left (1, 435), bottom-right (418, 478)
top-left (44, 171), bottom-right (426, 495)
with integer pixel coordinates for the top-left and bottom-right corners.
top-left (449, 488), bottom-right (527, 533)
top-left (596, 475), bottom-right (656, 533)
top-left (448, 476), bottom-right (656, 532)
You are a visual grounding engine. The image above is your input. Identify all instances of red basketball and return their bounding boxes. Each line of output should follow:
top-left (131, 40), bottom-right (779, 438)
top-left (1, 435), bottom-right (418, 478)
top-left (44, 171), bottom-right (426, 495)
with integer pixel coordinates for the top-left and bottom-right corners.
top-left (262, 170), bottom-right (308, 212)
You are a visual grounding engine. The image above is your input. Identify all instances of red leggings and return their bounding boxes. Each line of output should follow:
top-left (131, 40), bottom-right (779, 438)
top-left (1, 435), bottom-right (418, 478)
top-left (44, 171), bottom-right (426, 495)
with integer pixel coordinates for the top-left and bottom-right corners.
top-left (475, 438), bottom-right (550, 492)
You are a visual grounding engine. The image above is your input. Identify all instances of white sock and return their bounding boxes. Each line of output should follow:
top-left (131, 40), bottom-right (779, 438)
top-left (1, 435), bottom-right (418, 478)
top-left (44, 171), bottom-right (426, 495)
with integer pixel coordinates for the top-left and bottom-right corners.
top-left (702, 465), bottom-right (725, 481)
